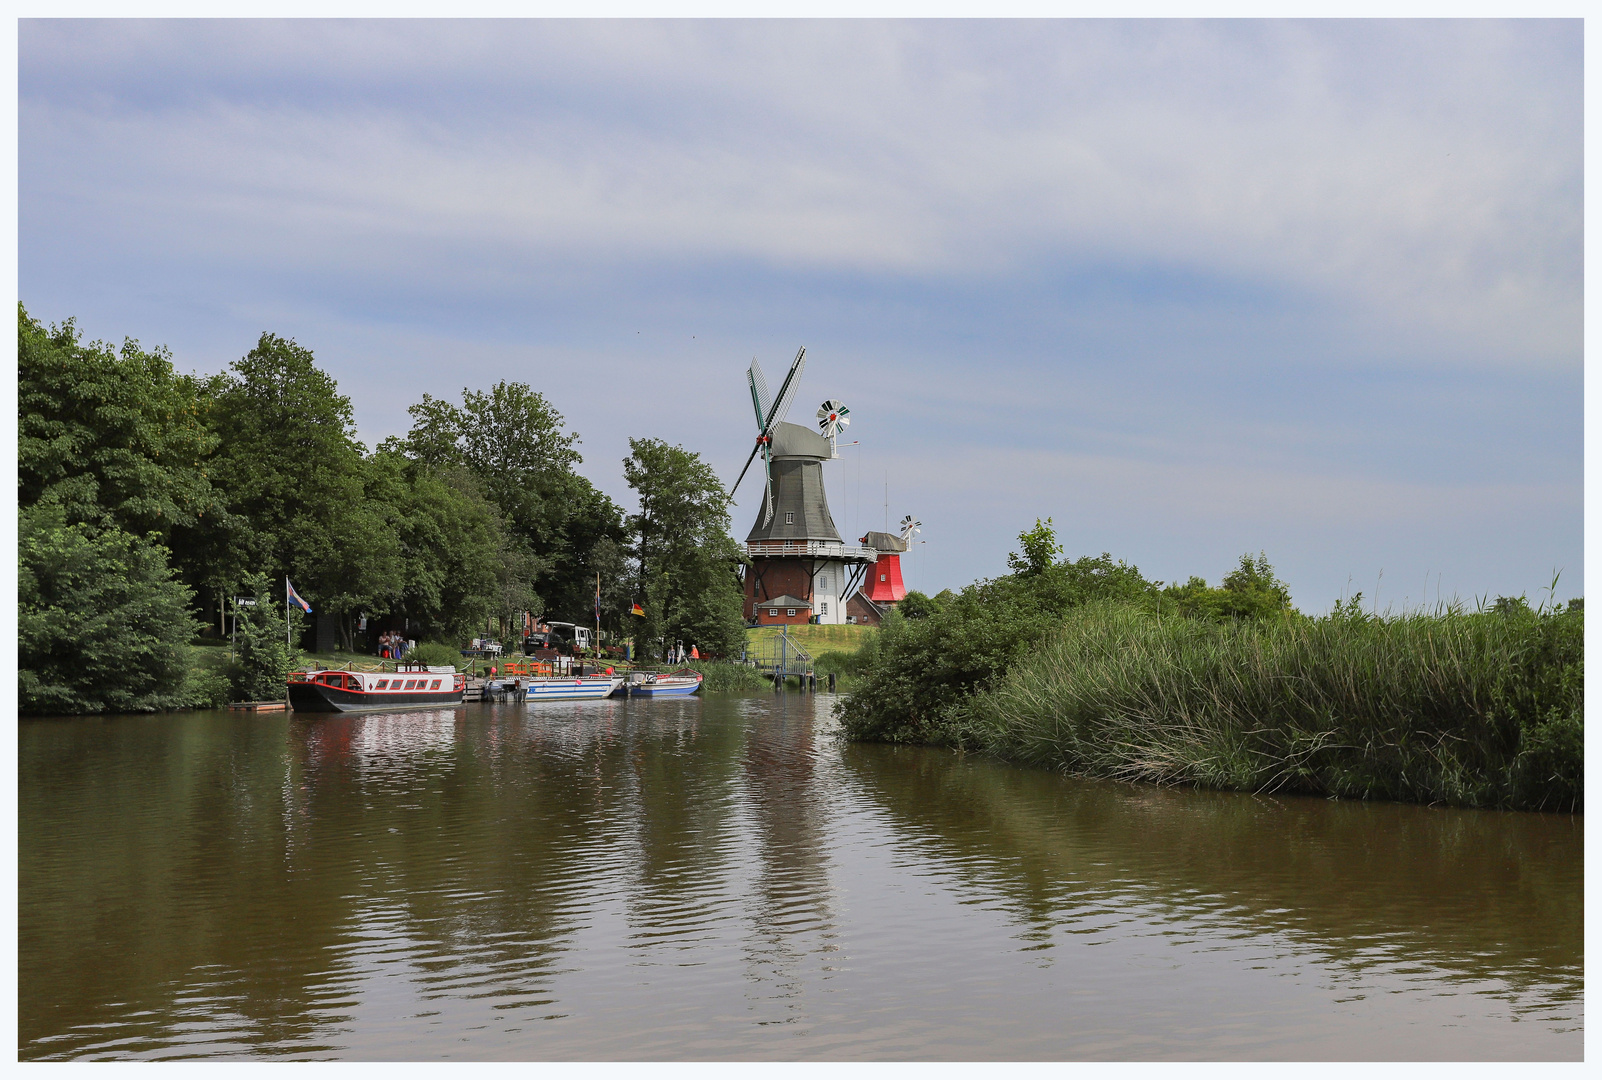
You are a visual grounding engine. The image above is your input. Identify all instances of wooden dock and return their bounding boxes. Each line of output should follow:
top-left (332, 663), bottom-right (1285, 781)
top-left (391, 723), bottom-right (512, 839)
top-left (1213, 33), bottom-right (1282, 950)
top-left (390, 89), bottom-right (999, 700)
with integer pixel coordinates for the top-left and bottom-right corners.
top-left (228, 700), bottom-right (288, 712)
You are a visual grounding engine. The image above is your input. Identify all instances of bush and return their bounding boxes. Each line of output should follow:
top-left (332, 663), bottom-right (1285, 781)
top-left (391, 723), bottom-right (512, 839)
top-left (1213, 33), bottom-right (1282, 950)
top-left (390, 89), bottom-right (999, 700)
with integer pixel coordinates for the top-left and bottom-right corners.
top-left (20, 505), bottom-right (205, 714)
top-left (838, 535), bottom-right (1159, 744)
top-left (952, 599), bottom-right (1582, 812)
top-left (697, 661), bottom-right (770, 693)
top-left (228, 573), bottom-right (304, 702)
top-left (407, 641), bottom-right (463, 668)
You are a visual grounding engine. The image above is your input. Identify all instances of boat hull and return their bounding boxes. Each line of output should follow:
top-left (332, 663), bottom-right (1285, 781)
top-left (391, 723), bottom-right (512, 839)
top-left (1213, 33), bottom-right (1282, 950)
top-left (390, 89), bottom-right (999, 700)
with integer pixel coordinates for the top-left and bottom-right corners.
top-left (499, 676), bottom-right (624, 702)
top-left (288, 681), bottom-right (464, 713)
top-left (626, 675), bottom-right (703, 697)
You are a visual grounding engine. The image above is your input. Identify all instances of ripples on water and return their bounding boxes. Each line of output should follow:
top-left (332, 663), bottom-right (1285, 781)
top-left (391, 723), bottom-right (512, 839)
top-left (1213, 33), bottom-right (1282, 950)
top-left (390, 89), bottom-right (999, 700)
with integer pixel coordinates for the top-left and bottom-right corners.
top-left (18, 694), bottom-right (1582, 1060)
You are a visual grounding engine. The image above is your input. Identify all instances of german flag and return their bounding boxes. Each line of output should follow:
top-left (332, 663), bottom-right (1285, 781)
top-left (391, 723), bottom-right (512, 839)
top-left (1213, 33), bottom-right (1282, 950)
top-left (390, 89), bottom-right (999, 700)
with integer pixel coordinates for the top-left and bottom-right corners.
top-left (630, 602), bottom-right (645, 617)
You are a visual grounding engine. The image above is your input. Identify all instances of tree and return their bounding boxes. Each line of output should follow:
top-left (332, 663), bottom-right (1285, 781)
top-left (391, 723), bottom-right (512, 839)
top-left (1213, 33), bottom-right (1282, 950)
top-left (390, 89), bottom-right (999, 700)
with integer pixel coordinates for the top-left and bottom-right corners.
top-left (20, 503), bottom-right (203, 714)
top-left (364, 447), bottom-right (534, 644)
top-left (1164, 552), bottom-right (1295, 622)
top-left (200, 333), bottom-right (403, 635)
top-left (1007, 518), bottom-right (1063, 575)
top-left (404, 381), bottom-right (626, 624)
top-left (18, 304), bottom-right (222, 544)
top-left (229, 572), bottom-right (305, 702)
top-left (623, 437), bottom-right (747, 659)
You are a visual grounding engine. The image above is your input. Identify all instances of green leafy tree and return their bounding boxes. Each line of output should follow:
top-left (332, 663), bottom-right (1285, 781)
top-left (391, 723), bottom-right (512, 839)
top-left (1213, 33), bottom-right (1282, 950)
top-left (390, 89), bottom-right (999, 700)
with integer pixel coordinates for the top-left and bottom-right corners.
top-left (623, 437), bottom-right (747, 659)
top-left (20, 504), bottom-right (203, 714)
top-left (200, 333), bottom-right (403, 635)
top-left (1165, 552), bottom-right (1295, 622)
top-left (404, 381), bottom-right (625, 624)
top-left (364, 446), bottom-right (535, 644)
top-left (229, 573), bottom-right (304, 701)
top-left (18, 303), bottom-right (223, 550)
top-left (1007, 517), bottom-right (1063, 575)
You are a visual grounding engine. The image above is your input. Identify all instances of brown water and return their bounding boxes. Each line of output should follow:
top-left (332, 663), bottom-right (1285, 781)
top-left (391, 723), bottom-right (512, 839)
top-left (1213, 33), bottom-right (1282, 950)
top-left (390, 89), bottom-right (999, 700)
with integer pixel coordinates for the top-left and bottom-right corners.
top-left (18, 694), bottom-right (1582, 1060)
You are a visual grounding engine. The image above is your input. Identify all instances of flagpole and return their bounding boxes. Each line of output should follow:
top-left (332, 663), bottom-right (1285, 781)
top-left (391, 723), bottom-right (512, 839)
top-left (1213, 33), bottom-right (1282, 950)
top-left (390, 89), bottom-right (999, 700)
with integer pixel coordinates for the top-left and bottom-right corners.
top-left (286, 576), bottom-right (292, 651)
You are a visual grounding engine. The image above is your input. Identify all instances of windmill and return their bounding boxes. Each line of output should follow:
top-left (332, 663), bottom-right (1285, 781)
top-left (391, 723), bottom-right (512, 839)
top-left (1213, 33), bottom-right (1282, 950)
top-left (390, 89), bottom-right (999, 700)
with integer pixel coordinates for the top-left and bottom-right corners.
top-left (846, 512), bottom-right (921, 626)
top-left (732, 348), bottom-right (871, 626)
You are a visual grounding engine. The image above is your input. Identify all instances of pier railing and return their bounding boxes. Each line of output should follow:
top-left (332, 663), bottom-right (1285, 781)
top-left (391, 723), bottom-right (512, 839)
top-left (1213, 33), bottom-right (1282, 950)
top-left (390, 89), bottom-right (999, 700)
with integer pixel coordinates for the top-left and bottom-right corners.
top-left (745, 627), bottom-right (813, 677)
top-left (745, 540), bottom-right (877, 561)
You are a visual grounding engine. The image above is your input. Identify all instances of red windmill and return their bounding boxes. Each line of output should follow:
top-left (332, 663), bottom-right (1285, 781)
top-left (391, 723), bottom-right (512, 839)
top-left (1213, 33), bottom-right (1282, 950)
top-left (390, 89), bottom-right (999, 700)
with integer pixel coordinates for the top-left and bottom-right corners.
top-left (846, 515), bottom-right (920, 625)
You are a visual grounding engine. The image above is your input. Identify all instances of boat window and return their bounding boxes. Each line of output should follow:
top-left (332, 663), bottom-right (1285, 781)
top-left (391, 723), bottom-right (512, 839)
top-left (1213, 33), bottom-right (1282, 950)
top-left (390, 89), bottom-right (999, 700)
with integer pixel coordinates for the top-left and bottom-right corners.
top-left (430, 679), bottom-right (441, 689)
top-left (404, 679), bottom-right (418, 690)
top-left (375, 679), bottom-right (388, 689)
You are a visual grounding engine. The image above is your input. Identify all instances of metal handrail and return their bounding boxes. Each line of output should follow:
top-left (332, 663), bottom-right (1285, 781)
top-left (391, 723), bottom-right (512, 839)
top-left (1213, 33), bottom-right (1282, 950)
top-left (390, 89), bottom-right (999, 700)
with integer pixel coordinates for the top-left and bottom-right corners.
top-left (745, 540), bottom-right (877, 560)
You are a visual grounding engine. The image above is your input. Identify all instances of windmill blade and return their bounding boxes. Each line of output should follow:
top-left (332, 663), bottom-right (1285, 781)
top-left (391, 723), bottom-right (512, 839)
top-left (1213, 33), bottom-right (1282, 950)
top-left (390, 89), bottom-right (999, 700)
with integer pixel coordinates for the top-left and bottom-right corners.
top-left (760, 442), bottom-right (775, 526)
top-left (730, 440), bottom-right (763, 496)
top-left (747, 358), bottom-right (771, 431)
top-left (766, 346), bottom-right (807, 429)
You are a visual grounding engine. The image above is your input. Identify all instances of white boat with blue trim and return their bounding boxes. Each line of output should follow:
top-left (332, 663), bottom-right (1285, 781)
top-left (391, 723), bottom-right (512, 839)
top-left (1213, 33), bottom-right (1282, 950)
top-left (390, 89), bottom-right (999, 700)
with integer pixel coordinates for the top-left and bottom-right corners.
top-left (482, 674), bottom-right (624, 702)
top-left (625, 669), bottom-right (703, 697)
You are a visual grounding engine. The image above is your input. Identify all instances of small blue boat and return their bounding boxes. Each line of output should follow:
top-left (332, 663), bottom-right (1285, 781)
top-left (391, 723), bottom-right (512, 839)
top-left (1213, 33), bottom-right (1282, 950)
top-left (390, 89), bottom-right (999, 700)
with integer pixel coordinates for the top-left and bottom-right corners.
top-left (625, 670), bottom-right (703, 697)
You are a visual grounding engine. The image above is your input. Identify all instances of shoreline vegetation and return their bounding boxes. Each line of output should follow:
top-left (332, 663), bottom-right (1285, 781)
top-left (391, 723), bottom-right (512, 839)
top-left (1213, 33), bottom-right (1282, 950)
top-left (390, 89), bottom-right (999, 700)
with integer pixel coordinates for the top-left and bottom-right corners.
top-left (19, 305), bottom-right (748, 713)
top-left (839, 522), bottom-right (1582, 814)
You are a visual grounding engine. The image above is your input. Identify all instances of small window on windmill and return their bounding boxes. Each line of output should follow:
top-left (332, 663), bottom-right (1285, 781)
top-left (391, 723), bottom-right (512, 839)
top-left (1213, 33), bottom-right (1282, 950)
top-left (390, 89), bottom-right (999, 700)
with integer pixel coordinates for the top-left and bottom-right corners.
top-left (820, 601), bottom-right (828, 616)
top-left (786, 512), bottom-right (795, 524)
top-left (880, 574), bottom-right (887, 582)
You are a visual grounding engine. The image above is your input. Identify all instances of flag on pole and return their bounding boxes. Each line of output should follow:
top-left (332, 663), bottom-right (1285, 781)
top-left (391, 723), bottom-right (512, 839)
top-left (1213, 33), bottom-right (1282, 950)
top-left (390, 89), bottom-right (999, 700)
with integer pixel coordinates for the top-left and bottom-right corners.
top-left (631, 602), bottom-right (645, 617)
top-left (286, 579), bottom-right (312, 614)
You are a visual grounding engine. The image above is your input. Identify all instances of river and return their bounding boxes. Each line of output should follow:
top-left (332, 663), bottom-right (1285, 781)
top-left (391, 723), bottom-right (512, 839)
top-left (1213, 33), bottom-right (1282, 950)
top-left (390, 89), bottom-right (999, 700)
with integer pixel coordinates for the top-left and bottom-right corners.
top-left (18, 693), bottom-right (1582, 1060)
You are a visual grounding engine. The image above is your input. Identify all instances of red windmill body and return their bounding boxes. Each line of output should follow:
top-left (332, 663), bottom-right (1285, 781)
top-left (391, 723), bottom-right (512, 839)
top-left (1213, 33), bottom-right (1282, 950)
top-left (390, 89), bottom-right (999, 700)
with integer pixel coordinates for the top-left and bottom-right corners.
top-left (857, 539), bottom-right (906, 604)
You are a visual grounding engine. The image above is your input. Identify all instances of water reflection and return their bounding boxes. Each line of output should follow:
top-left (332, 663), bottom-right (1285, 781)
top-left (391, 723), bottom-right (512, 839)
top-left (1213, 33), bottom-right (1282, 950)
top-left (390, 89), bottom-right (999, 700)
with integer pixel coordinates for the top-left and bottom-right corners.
top-left (18, 695), bottom-right (1581, 1060)
top-left (837, 741), bottom-right (1583, 1020)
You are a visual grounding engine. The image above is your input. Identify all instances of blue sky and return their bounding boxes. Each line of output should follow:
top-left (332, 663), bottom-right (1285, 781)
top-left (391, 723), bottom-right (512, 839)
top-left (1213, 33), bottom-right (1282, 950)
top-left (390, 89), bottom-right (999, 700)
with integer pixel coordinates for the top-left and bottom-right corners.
top-left (19, 19), bottom-right (1582, 611)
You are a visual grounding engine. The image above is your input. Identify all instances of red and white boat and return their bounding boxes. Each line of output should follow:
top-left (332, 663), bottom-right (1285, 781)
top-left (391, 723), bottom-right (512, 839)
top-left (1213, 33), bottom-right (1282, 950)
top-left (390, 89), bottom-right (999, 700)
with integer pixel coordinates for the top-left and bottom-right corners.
top-left (288, 665), bottom-right (465, 712)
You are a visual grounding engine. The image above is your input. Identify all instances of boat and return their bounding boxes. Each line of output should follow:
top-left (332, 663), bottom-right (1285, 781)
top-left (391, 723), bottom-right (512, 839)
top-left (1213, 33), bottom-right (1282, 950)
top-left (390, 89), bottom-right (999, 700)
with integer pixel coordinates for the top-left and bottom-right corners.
top-left (288, 665), bottom-right (466, 713)
top-left (624, 669), bottom-right (704, 697)
top-left (484, 675), bottom-right (623, 702)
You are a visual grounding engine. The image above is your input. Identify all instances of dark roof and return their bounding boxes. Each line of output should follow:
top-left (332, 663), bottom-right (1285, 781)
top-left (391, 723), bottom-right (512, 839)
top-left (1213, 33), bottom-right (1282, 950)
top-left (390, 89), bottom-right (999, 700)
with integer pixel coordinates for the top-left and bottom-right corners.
top-left (758, 595), bottom-right (812, 608)
top-left (860, 530), bottom-right (908, 552)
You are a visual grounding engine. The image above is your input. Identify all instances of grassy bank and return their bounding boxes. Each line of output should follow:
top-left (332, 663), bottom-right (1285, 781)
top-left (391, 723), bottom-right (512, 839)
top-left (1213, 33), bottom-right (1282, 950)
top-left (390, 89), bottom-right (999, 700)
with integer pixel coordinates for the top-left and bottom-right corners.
top-left (745, 623), bottom-right (876, 654)
top-left (845, 599), bottom-right (1581, 812)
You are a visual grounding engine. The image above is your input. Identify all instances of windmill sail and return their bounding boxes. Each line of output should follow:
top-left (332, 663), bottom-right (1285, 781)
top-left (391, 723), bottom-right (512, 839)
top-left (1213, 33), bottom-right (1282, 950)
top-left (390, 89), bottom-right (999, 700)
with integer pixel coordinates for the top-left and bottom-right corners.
top-left (731, 347), bottom-right (806, 505)
top-left (747, 358), bottom-right (771, 431)
top-left (767, 347), bottom-right (807, 428)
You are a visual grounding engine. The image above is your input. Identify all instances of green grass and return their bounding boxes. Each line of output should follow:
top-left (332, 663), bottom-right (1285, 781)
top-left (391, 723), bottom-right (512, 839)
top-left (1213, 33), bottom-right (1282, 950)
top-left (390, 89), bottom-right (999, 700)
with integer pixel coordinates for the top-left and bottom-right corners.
top-left (844, 599), bottom-right (1582, 812)
top-left (746, 623), bottom-right (877, 655)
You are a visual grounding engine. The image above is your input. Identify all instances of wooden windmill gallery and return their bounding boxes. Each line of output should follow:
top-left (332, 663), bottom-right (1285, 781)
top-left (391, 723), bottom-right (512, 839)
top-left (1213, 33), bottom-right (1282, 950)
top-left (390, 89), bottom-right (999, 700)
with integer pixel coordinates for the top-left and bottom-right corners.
top-left (730, 348), bottom-right (920, 627)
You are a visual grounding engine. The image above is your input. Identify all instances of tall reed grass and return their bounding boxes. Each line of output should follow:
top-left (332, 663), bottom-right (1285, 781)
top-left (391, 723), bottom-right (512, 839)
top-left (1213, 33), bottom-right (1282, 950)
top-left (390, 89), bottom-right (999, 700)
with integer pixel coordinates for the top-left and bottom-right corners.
top-left (947, 600), bottom-right (1581, 812)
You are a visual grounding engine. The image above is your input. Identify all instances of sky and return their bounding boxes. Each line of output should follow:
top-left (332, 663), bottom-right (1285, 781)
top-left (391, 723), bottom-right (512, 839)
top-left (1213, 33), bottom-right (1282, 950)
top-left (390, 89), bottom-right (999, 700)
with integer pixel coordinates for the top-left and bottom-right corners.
top-left (17, 18), bottom-right (1583, 612)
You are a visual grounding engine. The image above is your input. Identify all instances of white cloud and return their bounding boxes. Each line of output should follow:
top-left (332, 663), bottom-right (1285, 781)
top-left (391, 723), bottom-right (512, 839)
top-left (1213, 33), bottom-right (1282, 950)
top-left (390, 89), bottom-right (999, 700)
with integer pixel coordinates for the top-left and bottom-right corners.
top-left (22, 19), bottom-right (1581, 366)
